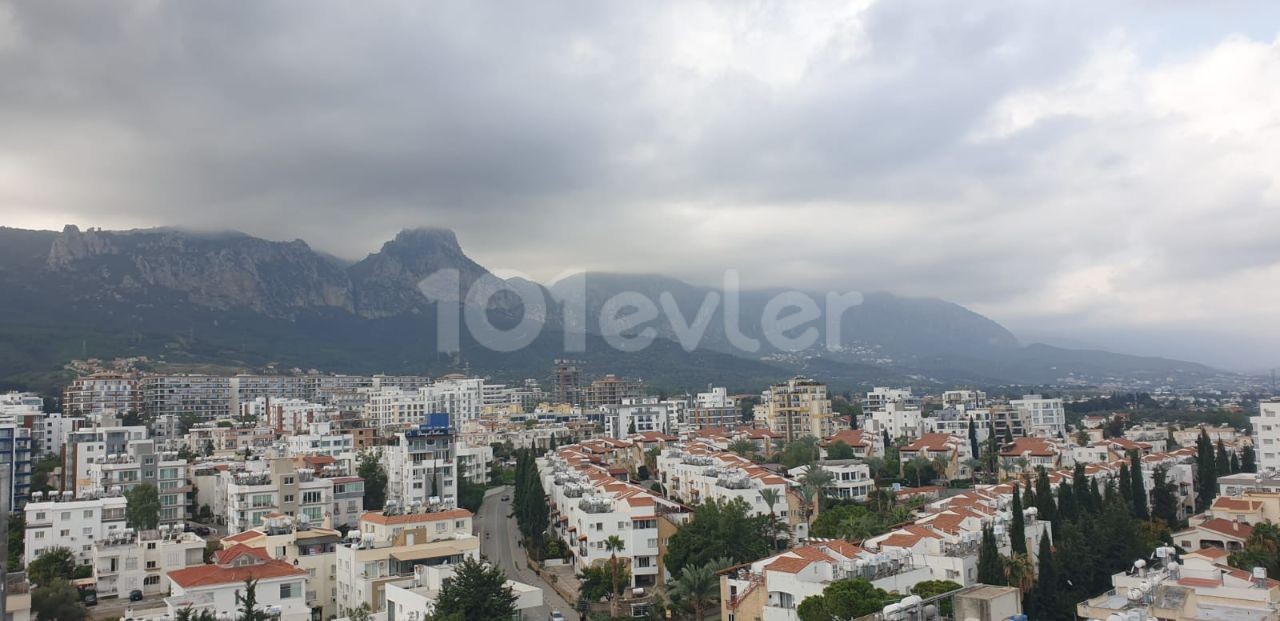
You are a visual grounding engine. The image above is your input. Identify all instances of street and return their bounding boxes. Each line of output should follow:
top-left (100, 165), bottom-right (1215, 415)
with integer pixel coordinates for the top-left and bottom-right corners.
top-left (478, 486), bottom-right (579, 621)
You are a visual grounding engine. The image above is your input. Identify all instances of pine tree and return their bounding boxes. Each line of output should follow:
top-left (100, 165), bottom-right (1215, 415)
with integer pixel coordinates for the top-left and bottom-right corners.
top-left (1130, 450), bottom-right (1149, 519)
top-left (977, 526), bottom-right (1006, 586)
top-left (1010, 484), bottom-right (1027, 555)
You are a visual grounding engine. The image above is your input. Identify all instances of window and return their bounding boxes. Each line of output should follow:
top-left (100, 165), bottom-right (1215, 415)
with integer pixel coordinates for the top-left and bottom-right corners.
top-left (144, 575), bottom-right (160, 586)
top-left (280, 582), bottom-right (299, 598)
top-left (83, 510), bottom-right (94, 518)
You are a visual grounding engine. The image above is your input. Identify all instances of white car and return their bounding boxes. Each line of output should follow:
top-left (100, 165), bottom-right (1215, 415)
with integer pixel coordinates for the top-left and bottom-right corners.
top-left (549, 611), bottom-right (566, 621)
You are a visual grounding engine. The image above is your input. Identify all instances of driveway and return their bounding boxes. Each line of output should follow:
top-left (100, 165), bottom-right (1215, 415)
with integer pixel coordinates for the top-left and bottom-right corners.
top-left (478, 486), bottom-right (579, 621)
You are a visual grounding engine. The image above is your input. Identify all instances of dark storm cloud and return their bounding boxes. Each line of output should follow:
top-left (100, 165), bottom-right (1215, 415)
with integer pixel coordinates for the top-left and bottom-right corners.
top-left (3, 0), bottom-right (1280, 366)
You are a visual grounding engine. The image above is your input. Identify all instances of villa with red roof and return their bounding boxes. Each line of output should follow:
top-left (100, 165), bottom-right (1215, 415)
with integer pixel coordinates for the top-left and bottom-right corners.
top-left (166, 544), bottom-right (310, 620)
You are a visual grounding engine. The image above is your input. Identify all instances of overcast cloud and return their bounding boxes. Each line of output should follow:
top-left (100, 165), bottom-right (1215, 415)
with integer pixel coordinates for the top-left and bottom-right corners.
top-left (2, 1), bottom-right (1280, 370)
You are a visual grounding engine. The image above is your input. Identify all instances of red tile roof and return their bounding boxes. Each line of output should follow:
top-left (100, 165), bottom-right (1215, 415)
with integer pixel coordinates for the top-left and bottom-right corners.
top-left (168, 558), bottom-right (306, 588)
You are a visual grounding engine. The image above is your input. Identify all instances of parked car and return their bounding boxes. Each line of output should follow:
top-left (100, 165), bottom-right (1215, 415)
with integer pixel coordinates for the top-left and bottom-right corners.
top-left (129, 589), bottom-right (144, 602)
top-left (549, 611), bottom-right (565, 621)
top-left (500, 495), bottom-right (511, 501)
top-left (194, 526), bottom-right (211, 537)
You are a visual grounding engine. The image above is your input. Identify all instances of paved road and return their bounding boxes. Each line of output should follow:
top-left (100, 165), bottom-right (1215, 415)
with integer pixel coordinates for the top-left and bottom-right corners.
top-left (478, 486), bottom-right (578, 621)
top-left (90, 596), bottom-right (167, 620)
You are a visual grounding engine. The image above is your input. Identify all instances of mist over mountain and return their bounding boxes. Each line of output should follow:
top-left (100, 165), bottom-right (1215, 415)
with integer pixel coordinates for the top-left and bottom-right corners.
top-left (0, 225), bottom-right (1240, 393)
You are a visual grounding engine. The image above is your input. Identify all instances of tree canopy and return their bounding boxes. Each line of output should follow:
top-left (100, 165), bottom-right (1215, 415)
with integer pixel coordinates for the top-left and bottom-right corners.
top-left (125, 482), bottom-right (161, 531)
top-left (797, 579), bottom-right (897, 621)
top-left (664, 497), bottom-right (770, 575)
top-left (429, 557), bottom-right (518, 621)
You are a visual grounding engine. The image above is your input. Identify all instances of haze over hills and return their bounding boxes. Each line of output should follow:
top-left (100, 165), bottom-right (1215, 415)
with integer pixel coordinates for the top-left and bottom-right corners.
top-left (0, 225), bottom-right (1240, 393)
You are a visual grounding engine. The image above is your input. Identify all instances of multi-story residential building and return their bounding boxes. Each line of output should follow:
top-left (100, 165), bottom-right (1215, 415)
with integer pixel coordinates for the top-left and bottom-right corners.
top-left (940, 390), bottom-right (987, 410)
top-left (62, 424), bottom-right (148, 493)
top-left (63, 373), bottom-right (141, 416)
top-left (787, 460), bottom-right (874, 501)
top-left (38, 411), bottom-right (86, 457)
top-left (603, 400), bottom-right (672, 438)
top-left (82, 439), bottom-right (188, 524)
top-left (421, 375), bottom-right (485, 422)
top-left (755, 377), bottom-right (835, 442)
top-left (166, 545), bottom-right (310, 621)
top-left (92, 524), bottom-right (206, 599)
top-left (219, 458), bottom-right (336, 533)
top-left (306, 374), bottom-right (375, 405)
top-left (1010, 394), bottom-right (1066, 437)
top-left (183, 423), bottom-right (275, 455)
top-left (583, 375), bottom-right (645, 409)
top-left (364, 388), bottom-right (429, 430)
top-left (1251, 401), bottom-right (1280, 472)
top-left (922, 408), bottom-right (991, 441)
top-left (540, 450), bottom-right (688, 589)
top-left (863, 387), bottom-right (920, 412)
top-left (455, 444), bottom-right (492, 486)
top-left (231, 374), bottom-right (309, 405)
top-left (334, 508), bottom-right (480, 616)
top-left (684, 387), bottom-right (739, 430)
top-left (0, 391), bottom-right (43, 418)
top-left (221, 514), bottom-right (344, 619)
top-left (865, 402), bottom-right (925, 441)
top-left (24, 493), bottom-right (128, 565)
top-left (0, 422), bottom-right (32, 508)
top-left (551, 359), bottom-right (583, 405)
top-left (141, 375), bottom-right (234, 421)
top-left (384, 564), bottom-right (544, 620)
top-left (1077, 547), bottom-right (1280, 621)
top-left (242, 397), bottom-right (337, 435)
top-left (284, 421), bottom-right (355, 458)
top-left (382, 415), bottom-right (458, 510)
top-left (989, 404), bottom-right (1026, 439)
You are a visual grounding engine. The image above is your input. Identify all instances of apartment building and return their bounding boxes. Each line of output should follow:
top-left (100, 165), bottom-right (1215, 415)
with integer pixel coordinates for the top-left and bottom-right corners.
top-left (421, 375), bottom-right (485, 422)
top-left (787, 460), bottom-right (874, 501)
top-left (364, 388), bottom-right (429, 430)
top-left (1077, 547), bottom-right (1280, 621)
top-left (755, 377), bottom-right (835, 443)
top-left (863, 387), bottom-right (921, 412)
top-left (63, 373), bottom-right (141, 416)
top-left (540, 449), bottom-right (688, 589)
top-left (0, 422), bottom-right (32, 509)
top-left (382, 415), bottom-right (458, 510)
top-left (92, 524), bottom-right (205, 599)
top-left (221, 514), bottom-right (344, 619)
top-left (218, 458), bottom-right (336, 533)
top-left (899, 433), bottom-right (974, 482)
top-left (1009, 394), bottom-right (1066, 437)
top-left (62, 424), bottom-right (148, 493)
top-left (232, 374), bottom-right (309, 405)
top-left (941, 390), bottom-right (987, 410)
top-left (183, 423), bottom-right (276, 455)
top-left (24, 493), bottom-right (128, 565)
top-left (82, 439), bottom-right (188, 524)
top-left (865, 402), bottom-right (925, 441)
top-left (37, 411), bottom-right (85, 457)
top-left (284, 421), bottom-right (355, 458)
top-left (141, 375), bottom-right (234, 421)
top-left (334, 509), bottom-right (480, 615)
top-left (923, 408), bottom-right (991, 441)
top-left (241, 397), bottom-right (337, 435)
top-left (1251, 401), bottom-right (1280, 473)
top-left (583, 375), bottom-right (645, 409)
top-left (603, 400), bottom-right (673, 438)
top-left (166, 545), bottom-right (311, 621)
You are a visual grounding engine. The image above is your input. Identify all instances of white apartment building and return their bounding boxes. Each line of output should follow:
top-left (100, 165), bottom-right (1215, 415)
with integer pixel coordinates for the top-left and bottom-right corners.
top-left (1010, 394), bottom-right (1066, 437)
top-left (167, 545), bottom-right (311, 621)
top-left (1251, 401), bottom-right (1280, 473)
top-left (603, 400), bottom-right (673, 439)
top-left (63, 374), bottom-right (141, 416)
top-left (24, 493), bottom-right (128, 565)
top-left (923, 408), bottom-right (991, 441)
top-left (421, 376), bottom-right (485, 423)
top-left (39, 411), bottom-right (86, 457)
top-left (242, 397), bottom-right (337, 435)
top-left (382, 416), bottom-right (458, 510)
top-left (941, 390), bottom-right (988, 410)
top-left (141, 375), bottom-right (235, 421)
top-left (456, 444), bottom-right (493, 485)
top-left (866, 402), bottom-right (925, 441)
top-left (364, 388), bottom-right (429, 430)
top-left (285, 421), bottom-right (355, 458)
top-left (863, 387), bottom-right (920, 412)
top-left (540, 451), bottom-right (687, 589)
top-left (1077, 547), bottom-right (1280, 621)
top-left (334, 509), bottom-right (480, 616)
top-left (63, 425), bottom-right (150, 494)
top-left (218, 458), bottom-right (336, 533)
top-left (92, 524), bottom-right (205, 599)
top-left (82, 439), bottom-right (188, 524)
top-left (788, 460), bottom-right (874, 500)
top-left (221, 514), bottom-right (345, 619)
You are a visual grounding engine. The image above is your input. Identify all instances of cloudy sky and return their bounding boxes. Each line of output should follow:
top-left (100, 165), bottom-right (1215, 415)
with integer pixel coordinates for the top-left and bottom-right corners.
top-left (2, 1), bottom-right (1280, 370)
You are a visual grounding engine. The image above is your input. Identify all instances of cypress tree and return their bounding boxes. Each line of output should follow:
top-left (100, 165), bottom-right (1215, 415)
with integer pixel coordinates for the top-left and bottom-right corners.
top-left (968, 417), bottom-right (980, 465)
top-left (1119, 462), bottom-right (1133, 508)
top-left (1089, 478), bottom-right (1103, 515)
top-left (1231, 452), bottom-right (1242, 474)
top-left (1130, 450), bottom-right (1148, 519)
top-left (1244, 444), bottom-right (1258, 473)
top-left (1010, 483), bottom-right (1027, 555)
top-left (1030, 533), bottom-right (1059, 618)
top-left (978, 526), bottom-right (1006, 586)
top-left (1003, 427), bottom-right (1014, 444)
top-left (1056, 481), bottom-right (1077, 524)
top-left (1073, 462), bottom-right (1091, 515)
top-left (1216, 440), bottom-right (1232, 476)
top-left (1034, 467), bottom-right (1056, 524)
top-left (1196, 429), bottom-right (1217, 510)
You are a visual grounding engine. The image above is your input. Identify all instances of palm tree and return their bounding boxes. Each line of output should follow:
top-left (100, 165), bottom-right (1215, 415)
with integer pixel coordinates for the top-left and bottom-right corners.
top-left (759, 488), bottom-right (784, 547)
top-left (963, 458), bottom-right (983, 484)
top-left (1004, 552), bottom-right (1035, 592)
top-left (728, 438), bottom-right (756, 458)
top-left (931, 456), bottom-right (950, 484)
top-left (801, 465), bottom-right (835, 511)
top-left (909, 454), bottom-right (929, 487)
top-left (667, 558), bottom-right (731, 620)
top-left (605, 534), bottom-right (627, 617)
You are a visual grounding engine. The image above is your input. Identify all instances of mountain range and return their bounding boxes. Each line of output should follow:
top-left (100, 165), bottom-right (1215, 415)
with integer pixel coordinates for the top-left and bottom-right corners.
top-left (0, 225), bottom-right (1236, 394)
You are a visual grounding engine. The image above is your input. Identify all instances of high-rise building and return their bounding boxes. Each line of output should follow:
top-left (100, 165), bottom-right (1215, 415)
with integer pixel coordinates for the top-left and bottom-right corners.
top-left (141, 375), bottom-right (234, 421)
top-left (582, 374), bottom-right (644, 409)
top-left (1251, 400), bottom-right (1280, 472)
top-left (63, 373), bottom-right (141, 416)
top-left (1010, 394), bottom-right (1066, 437)
top-left (551, 359), bottom-right (582, 405)
top-left (755, 377), bottom-right (835, 442)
